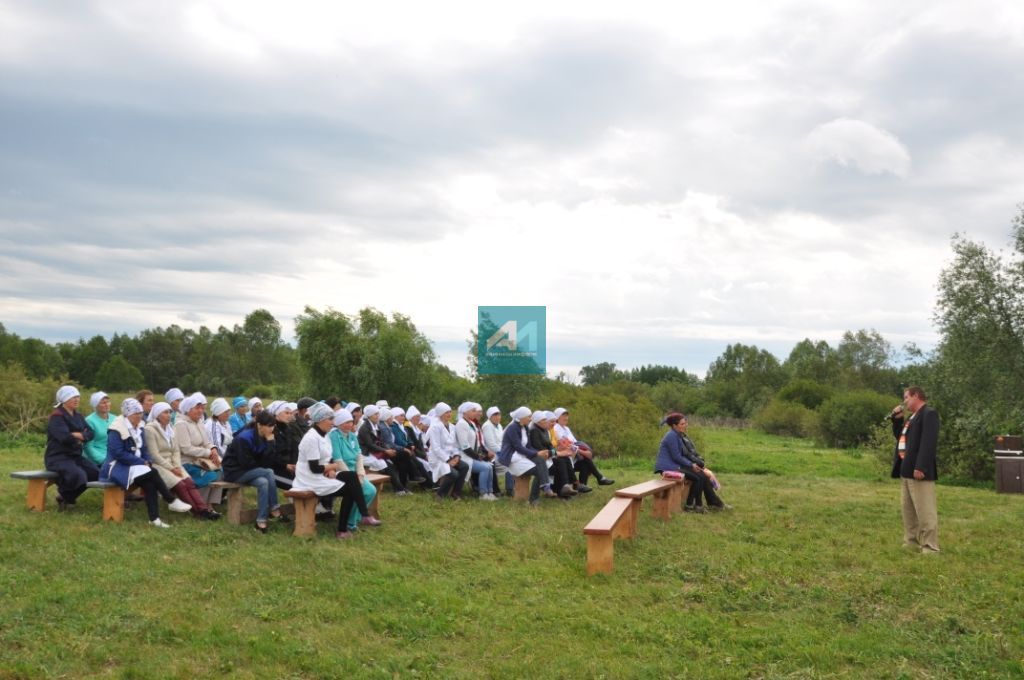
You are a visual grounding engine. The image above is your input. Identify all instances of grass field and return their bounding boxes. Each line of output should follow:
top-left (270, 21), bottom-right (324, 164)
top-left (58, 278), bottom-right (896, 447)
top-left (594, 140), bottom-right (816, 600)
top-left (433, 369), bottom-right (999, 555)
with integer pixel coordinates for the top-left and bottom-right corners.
top-left (2, 429), bottom-right (1022, 679)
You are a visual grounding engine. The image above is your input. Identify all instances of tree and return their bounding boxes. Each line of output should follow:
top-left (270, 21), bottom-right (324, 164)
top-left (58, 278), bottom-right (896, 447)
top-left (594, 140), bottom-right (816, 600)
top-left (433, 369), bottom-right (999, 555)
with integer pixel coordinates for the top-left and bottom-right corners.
top-left (579, 362), bottom-right (623, 386)
top-left (704, 343), bottom-right (786, 418)
top-left (929, 207), bottom-right (1024, 478)
top-left (784, 339), bottom-right (839, 384)
top-left (836, 329), bottom-right (898, 394)
top-left (93, 356), bottom-right (146, 392)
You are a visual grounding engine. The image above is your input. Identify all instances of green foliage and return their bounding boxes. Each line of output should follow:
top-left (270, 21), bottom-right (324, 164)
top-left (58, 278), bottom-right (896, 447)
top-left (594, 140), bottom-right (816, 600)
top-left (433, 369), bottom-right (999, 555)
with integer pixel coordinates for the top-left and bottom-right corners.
top-left (0, 363), bottom-right (62, 433)
top-left (704, 343), bottom-right (787, 418)
top-left (835, 329), bottom-right (899, 393)
top-left (92, 355), bottom-right (145, 392)
top-left (777, 378), bottom-right (834, 410)
top-left (752, 398), bottom-right (818, 438)
top-left (648, 379), bottom-right (710, 415)
top-left (578, 361), bottom-right (621, 386)
top-left (817, 389), bottom-right (895, 448)
top-left (294, 306), bottom-right (438, 405)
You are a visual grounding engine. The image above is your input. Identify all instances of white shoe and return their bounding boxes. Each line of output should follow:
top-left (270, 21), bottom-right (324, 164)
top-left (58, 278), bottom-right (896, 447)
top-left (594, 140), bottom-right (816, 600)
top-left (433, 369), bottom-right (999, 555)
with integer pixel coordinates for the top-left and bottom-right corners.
top-left (315, 502), bottom-right (329, 514)
top-left (168, 499), bottom-right (192, 513)
top-left (151, 518), bottom-right (172, 529)
top-left (481, 493), bottom-right (499, 501)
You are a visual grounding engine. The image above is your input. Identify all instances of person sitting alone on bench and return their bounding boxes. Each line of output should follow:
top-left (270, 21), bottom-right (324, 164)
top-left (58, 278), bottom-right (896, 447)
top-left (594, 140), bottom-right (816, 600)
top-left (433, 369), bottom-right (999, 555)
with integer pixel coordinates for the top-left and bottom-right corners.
top-left (654, 413), bottom-right (730, 513)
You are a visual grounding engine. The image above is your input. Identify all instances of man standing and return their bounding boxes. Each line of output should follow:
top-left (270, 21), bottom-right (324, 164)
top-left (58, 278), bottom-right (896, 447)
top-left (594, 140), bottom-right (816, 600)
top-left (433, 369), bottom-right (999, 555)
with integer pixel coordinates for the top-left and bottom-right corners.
top-left (890, 385), bottom-right (940, 553)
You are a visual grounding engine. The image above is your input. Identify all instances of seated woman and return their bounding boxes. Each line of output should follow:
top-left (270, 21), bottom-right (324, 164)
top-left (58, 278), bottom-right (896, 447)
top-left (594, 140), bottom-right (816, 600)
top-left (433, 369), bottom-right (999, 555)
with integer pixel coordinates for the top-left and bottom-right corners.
top-left (552, 407), bottom-right (614, 488)
top-left (358, 405), bottom-right (410, 495)
top-left (83, 391), bottom-right (115, 467)
top-left (529, 411), bottom-right (578, 498)
top-left (426, 403), bottom-right (470, 501)
top-left (268, 401), bottom-right (300, 489)
top-left (101, 398), bottom-right (192, 528)
top-left (390, 407), bottom-right (427, 486)
top-left (222, 410), bottom-right (289, 532)
top-left (402, 406), bottom-right (433, 483)
top-left (173, 392), bottom-right (224, 506)
top-left (497, 407), bottom-right (556, 503)
top-left (136, 389), bottom-right (155, 422)
top-left (247, 397), bottom-right (264, 420)
top-left (164, 388), bottom-right (185, 424)
top-left (144, 402), bottom-right (221, 521)
top-left (44, 386), bottom-right (98, 511)
top-left (293, 403), bottom-right (379, 540)
top-left (327, 409), bottom-right (379, 532)
top-left (654, 413), bottom-right (730, 512)
top-left (206, 398), bottom-right (234, 460)
top-left (482, 406), bottom-right (513, 496)
top-left (455, 402), bottom-right (498, 500)
top-left (228, 396), bottom-right (249, 434)
top-left (382, 407), bottom-right (419, 491)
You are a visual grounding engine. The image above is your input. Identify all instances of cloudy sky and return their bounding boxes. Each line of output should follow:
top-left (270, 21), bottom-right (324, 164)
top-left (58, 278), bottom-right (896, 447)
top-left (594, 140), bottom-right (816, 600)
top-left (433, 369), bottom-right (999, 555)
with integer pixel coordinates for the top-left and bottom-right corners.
top-left (2, 1), bottom-right (1023, 378)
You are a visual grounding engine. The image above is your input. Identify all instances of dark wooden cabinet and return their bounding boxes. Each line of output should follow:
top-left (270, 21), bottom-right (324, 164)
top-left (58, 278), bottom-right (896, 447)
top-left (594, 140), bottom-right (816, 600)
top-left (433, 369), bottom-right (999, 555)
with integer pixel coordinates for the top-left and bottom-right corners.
top-left (996, 457), bottom-right (1024, 494)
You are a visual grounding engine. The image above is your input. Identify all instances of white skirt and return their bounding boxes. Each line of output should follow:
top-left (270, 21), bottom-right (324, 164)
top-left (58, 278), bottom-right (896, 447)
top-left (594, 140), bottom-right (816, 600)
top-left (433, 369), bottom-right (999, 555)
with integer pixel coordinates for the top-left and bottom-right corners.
top-left (364, 457), bottom-right (388, 472)
top-left (508, 452), bottom-right (536, 477)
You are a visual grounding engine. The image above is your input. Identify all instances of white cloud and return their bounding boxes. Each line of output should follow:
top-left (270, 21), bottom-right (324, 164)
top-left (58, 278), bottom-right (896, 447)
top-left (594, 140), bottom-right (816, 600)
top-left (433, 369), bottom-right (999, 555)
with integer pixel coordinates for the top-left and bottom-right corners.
top-left (805, 118), bottom-right (912, 177)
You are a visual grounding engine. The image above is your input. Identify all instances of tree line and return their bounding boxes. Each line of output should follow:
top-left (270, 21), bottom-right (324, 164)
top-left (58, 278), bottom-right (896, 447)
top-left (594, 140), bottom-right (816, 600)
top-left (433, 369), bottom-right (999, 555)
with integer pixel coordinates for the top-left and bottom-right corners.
top-left (2, 206), bottom-right (1022, 480)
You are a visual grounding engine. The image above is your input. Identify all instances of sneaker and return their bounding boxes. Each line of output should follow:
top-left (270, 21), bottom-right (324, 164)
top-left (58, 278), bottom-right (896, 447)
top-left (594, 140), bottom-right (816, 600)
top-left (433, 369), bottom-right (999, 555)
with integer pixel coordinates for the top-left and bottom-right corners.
top-left (151, 518), bottom-right (172, 529)
top-left (480, 493), bottom-right (499, 501)
top-left (335, 531), bottom-right (355, 540)
top-left (598, 478), bottom-right (615, 486)
top-left (920, 546), bottom-right (941, 555)
top-left (360, 516), bottom-right (382, 527)
top-left (315, 502), bottom-right (329, 514)
top-left (254, 521), bottom-right (268, 534)
top-left (709, 503), bottom-right (733, 512)
top-left (167, 499), bottom-right (192, 513)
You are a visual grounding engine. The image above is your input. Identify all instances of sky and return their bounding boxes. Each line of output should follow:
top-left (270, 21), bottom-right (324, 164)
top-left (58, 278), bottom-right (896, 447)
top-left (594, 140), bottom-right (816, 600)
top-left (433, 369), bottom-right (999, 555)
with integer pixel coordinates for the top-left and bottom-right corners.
top-left (2, 1), bottom-right (1023, 379)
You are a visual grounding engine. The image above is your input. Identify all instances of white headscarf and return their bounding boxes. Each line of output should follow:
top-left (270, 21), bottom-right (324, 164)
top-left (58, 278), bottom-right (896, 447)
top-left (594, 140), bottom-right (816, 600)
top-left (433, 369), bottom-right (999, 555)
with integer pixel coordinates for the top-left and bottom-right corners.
top-left (265, 400), bottom-right (285, 415)
top-left (406, 405), bottom-right (420, 419)
top-left (210, 398), bottom-right (231, 417)
top-left (344, 402), bottom-right (361, 413)
top-left (121, 398), bottom-right (144, 417)
top-left (164, 388), bottom-right (185, 403)
top-left (90, 391), bottom-right (109, 409)
top-left (486, 406), bottom-right (501, 418)
top-left (364, 404), bottom-right (380, 419)
top-left (391, 407), bottom-right (406, 418)
top-left (248, 397), bottom-right (263, 410)
top-left (381, 407), bottom-right (393, 422)
top-left (531, 411), bottom-right (546, 425)
top-left (308, 402), bottom-right (334, 424)
top-left (55, 385), bottom-right (80, 407)
top-left (150, 402), bottom-right (175, 443)
top-left (180, 392), bottom-right (207, 415)
top-left (333, 409), bottom-right (354, 426)
top-left (510, 406), bottom-right (532, 421)
top-left (434, 402), bottom-right (452, 416)
top-left (375, 400), bottom-right (389, 408)
top-left (553, 407), bottom-right (568, 419)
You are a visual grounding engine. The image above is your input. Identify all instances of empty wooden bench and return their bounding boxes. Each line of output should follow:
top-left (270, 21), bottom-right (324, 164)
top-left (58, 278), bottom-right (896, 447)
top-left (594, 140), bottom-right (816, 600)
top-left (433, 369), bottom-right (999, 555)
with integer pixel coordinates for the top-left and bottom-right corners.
top-left (10, 470), bottom-right (59, 512)
top-left (583, 496), bottom-right (637, 575)
top-left (614, 478), bottom-right (686, 522)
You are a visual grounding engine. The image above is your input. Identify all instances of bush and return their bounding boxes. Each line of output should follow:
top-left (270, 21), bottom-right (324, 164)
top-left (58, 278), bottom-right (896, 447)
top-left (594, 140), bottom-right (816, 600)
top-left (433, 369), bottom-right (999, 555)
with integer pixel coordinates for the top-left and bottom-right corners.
top-left (649, 380), bottom-right (712, 417)
top-left (93, 356), bottom-right (145, 392)
top-left (817, 390), bottom-right (895, 448)
top-left (753, 399), bottom-right (818, 437)
top-left (777, 379), bottom-right (834, 410)
top-left (0, 363), bottom-right (63, 434)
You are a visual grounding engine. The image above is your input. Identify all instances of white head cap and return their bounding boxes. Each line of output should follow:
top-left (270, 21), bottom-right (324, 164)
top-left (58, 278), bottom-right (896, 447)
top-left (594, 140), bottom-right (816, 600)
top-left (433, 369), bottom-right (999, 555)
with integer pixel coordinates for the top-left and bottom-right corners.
top-left (210, 398), bottom-right (231, 417)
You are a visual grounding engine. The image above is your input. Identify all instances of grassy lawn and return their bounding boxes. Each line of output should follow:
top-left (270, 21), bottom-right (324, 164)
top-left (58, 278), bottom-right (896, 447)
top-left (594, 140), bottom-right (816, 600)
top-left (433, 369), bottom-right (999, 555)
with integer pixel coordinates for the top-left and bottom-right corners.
top-left (1, 428), bottom-right (1022, 679)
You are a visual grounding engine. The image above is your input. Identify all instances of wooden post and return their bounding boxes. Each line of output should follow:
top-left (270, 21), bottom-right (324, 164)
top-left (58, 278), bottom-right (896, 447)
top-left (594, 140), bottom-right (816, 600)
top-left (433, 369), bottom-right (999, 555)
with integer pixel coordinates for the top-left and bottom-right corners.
top-left (26, 479), bottom-right (49, 512)
top-left (102, 487), bottom-right (125, 522)
top-left (586, 535), bottom-right (615, 575)
top-left (653, 489), bottom-right (672, 521)
top-left (513, 475), bottom-right (531, 502)
top-left (368, 478), bottom-right (386, 519)
top-left (291, 496), bottom-right (317, 537)
top-left (225, 487), bottom-right (243, 524)
top-left (626, 499), bottom-right (641, 538)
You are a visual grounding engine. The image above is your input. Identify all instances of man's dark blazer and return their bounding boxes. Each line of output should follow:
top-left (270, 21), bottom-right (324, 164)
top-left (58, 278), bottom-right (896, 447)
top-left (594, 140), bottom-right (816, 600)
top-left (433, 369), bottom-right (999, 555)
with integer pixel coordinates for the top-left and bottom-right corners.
top-left (891, 405), bottom-right (940, 480)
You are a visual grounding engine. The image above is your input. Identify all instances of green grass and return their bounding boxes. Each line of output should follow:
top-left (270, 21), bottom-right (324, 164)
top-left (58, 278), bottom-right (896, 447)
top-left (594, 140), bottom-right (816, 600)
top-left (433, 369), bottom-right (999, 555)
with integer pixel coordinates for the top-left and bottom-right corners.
top-left (2, 428), bottom-right (1023, 679)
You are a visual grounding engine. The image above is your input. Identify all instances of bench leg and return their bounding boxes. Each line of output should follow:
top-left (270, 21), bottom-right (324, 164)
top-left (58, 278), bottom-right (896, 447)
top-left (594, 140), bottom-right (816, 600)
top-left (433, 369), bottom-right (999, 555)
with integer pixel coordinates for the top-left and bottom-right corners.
top-left (513, 475), bottom-right (531, 502)
top-left (26, 479), bottom-right (50, 512)
top-left (653, 490), bottom-right (672, 521)
top-left (292, 496), bottom-right (317, 536)
top-left (625, 499), bottom-right (640, 538)
top-left (225, 488), bottom-right (243, 524)
top-left (102, 487), bottom-right (125, 522)
top-left (668, 482), bottom-right (684, 515)
top-left (369, 481), bottom-right (385, 519)
top-left (586, 534), bottom-right (615, 575)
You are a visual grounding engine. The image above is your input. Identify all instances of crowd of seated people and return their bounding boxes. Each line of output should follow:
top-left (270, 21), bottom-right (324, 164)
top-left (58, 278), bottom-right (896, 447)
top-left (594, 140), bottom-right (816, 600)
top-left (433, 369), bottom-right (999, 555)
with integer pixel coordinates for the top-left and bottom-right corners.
top-left (43, 383), bottom-right (633, 538)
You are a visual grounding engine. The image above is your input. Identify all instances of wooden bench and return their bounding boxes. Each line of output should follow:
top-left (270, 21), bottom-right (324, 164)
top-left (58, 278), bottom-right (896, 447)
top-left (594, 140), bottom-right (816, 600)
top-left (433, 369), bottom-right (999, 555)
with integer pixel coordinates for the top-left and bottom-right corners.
top-left (614, 478), bottom-right (686, 522)
top-left (10, 470), bottom-right (58, 512)
top-left (85, 481), bottom-right (144, 522)
top-left (583, 496), bottom-right (637, 575)
top-left (366, 473), bottom-right (388, 519)
top-left (210, 481), bottom-right (250, 524)
top-left (284, 489), bottom-right (318, 536)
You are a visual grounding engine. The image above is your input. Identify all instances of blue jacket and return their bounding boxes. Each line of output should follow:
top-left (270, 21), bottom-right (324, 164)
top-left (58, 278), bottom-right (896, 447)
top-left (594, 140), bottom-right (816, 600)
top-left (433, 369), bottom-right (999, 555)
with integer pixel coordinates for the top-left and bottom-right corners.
top-left (498, 421), bottom-right (542, 467)
top-left (654, 429), bottom-right (697, 473)
top-left (100, 417), bottom-right (151, 488)
top-left (222, 426), bottom-right (277, 482)
top-left (390, 422), bottom-right (409, 448)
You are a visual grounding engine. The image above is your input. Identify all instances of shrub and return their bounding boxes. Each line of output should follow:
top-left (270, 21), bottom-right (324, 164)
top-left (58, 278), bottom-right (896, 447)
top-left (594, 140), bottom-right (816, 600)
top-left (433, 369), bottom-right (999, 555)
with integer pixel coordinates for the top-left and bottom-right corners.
top-left (0, 363), bottom-right (63, 434)
top-left (753, 399), bottom-right (818, 437)
top-left (817, 390), bottom-right (895, 448)
top-left (93, 356), bottom-right (145, 392)
top-left (777, 379), bottom-right (834, 410)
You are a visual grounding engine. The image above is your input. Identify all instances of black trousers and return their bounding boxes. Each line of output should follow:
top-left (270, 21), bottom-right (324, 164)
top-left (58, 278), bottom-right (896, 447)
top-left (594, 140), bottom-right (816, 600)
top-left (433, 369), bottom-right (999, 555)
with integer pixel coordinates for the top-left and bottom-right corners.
top-left (436, 460), bottom-right (469, 499)
top-left (550, 456), bottom-right (577, 491)
top-left (573, 456), bottom-right (603, 485)
top-left (45, 454), bottom-right (99, 503)
top-left (679, 468), bottom-right (723, 507)
top-left (134, 469), bottom-right (175, 521)
top-left (320, 471), bottom-right (370, 532)
top-left (376, 459), bottom-right (408, 493)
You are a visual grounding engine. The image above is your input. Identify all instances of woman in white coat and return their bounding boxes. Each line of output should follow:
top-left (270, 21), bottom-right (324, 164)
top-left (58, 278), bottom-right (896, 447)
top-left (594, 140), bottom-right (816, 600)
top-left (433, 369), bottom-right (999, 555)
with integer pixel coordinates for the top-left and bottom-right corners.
top-left (426, 403), bottom-right (469, 501)
top-left (293, 403), bottom-right (379, 540)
